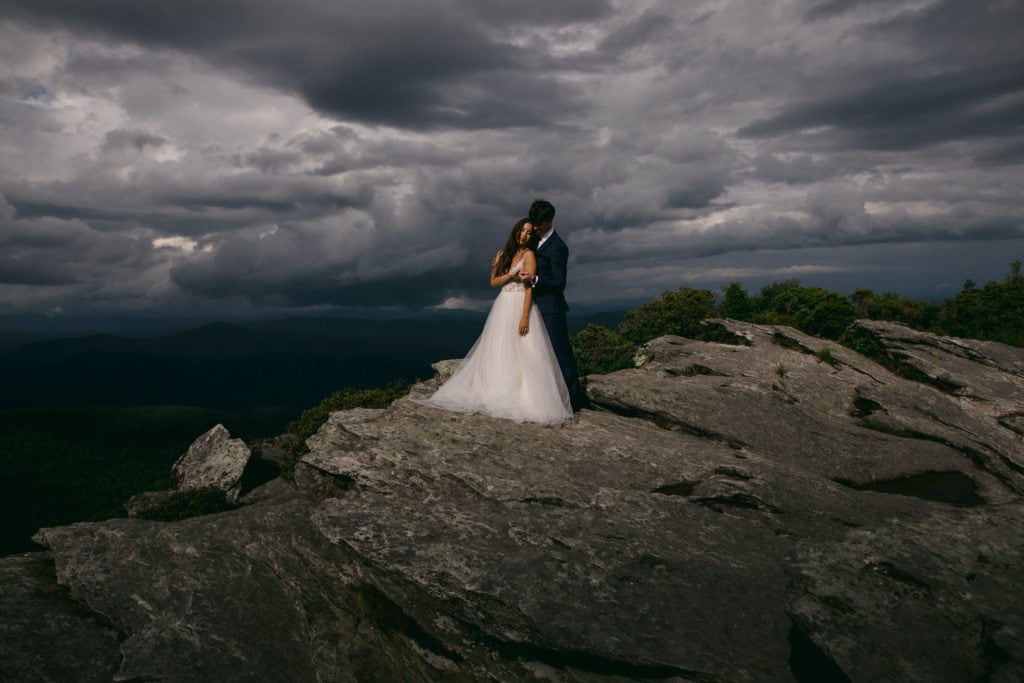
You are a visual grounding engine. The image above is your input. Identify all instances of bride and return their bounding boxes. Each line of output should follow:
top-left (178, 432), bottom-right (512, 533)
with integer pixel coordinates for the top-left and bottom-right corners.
top-left (418, 218), bottom-right (573, 425)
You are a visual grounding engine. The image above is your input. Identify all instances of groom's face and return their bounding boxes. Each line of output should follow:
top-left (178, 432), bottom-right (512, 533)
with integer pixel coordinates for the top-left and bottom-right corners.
top-left (537, 220), bottom-right (554, 236)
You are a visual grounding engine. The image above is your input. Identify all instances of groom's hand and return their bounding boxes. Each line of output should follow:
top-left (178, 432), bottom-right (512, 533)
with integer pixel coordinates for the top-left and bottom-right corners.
top-left (516, 271), bottom-right (533, 286)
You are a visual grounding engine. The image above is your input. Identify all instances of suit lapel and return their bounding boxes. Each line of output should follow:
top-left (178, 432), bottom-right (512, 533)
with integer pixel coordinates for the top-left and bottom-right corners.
top-left (537, 231), bottom-right (558, 255)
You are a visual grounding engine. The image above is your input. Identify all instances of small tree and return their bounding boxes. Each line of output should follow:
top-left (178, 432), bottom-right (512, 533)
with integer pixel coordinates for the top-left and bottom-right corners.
top-left (719, 282), bottom-right (752, 320)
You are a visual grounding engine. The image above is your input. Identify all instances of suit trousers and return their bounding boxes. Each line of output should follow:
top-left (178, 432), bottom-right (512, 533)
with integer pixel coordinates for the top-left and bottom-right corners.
top-left (540, 309), bottom-right (579, 409)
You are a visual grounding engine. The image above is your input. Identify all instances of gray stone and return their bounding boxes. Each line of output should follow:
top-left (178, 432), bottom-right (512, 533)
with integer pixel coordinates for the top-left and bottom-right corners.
top-left (788, 502), bottom-right (1024, 683)
top-left (5, 320), bottom-right (1023, 681)
top-left (586, 321), bottom-right (1023, 502)
top-left (172, 423), bottom-right (252, 502)
top-left (0, 552), bottom-right (121, 682)
top-left (31, 497), bottom-right (475, 682)
top-left (248, 433), bottom-right (290, 467)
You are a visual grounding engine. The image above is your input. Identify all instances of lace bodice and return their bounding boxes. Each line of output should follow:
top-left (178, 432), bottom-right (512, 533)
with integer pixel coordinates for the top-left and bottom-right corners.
top-left (502, 258), bottom-right (526, 292)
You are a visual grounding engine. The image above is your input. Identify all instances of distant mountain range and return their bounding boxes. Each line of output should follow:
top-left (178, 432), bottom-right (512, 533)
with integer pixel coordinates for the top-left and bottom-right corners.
top-left (0, 312), bottom-right (625, 417)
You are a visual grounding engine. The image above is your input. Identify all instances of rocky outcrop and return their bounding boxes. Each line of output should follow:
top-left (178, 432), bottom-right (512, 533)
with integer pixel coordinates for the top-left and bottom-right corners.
top-left (3, 320), bottom-right (1022, 681)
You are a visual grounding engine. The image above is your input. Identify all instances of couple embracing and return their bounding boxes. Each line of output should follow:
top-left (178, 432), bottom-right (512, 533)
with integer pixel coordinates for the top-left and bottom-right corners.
top-left (420, 199), bottom-right (580, 425)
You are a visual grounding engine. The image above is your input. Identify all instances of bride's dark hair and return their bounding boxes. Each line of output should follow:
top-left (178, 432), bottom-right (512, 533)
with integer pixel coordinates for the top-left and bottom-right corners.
top-left (494, 218), bottom-right (538, 275)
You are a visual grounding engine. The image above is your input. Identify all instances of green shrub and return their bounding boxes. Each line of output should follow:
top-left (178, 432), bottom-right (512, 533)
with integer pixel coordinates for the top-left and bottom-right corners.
top-left (794, 292), bottom-right (856, 340)
top-left (848, 288), bottom-right (939, 329)
top-left (752, 281), bottom-right (855, 339)
top-left (282, 382), bottom-right (410, 477)
top-left (839, 324), bottom-right (886, 359)
top-left (619, 287), bottom-right (718, 345)
top-left (572, 324), bottom-right (636, 376)
top-left (751, 279), bottom-right (803, 320)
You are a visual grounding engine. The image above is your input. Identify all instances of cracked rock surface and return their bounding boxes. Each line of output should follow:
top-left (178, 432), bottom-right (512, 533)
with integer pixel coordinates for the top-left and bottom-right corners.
top-left (3, 320), bottom-right (1022, 681)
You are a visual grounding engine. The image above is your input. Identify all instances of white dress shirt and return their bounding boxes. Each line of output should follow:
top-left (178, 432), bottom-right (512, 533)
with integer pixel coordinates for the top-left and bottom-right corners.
top-left (533, 228), bottom-right (554, 286)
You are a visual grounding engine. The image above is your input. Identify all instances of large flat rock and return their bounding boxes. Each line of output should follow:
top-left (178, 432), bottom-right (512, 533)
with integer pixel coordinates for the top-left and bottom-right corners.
top-left (31, 496), bottom-right (470, 681)
top-left (6, 319), bottom-right (1022, 681)
top-left (297, 384), bottom-right (1004, 681)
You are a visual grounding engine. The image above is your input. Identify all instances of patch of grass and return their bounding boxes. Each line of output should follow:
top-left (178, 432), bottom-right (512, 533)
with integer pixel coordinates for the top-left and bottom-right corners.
top-left (134, 487), bottom-right (239, 521)
top-left (839, 324), bottom-right (887, 359)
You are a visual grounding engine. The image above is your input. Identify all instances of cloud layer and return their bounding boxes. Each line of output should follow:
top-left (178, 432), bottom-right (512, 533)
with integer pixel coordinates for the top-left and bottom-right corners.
top-left (1, 0), bottom-right (1022, 317)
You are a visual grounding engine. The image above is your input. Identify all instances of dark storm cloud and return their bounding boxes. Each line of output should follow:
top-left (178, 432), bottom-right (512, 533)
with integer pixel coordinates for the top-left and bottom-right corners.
top-left (598, 11), bottom-right (674, 55)
top-left (1, 0), bottom-right (1023, 316)
top-left (803, 0), bottom-right (886, 21)
top-left (0, 255), bottom-right (80, 285)
top-left (0, 194), bottom-right (172, 310)
top-left (0, 0), bottom-right (607, 129)
top-left (739, 60), bottom-right (1024, 150)
top-left (102, 129), bottom-right (167, 152)
top-left (166, 212), bottom-right (482, 309)
top-left (743, 0), bottom-right (1024, 152)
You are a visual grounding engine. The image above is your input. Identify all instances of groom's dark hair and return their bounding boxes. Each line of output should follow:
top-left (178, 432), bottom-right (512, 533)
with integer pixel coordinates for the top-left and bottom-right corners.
top-left (529, 198), bottom-right (556, 225)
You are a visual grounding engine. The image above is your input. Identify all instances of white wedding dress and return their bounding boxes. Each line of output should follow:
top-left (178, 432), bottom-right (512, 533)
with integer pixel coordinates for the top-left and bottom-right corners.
top-left (418, 258), bottom-right (572, 425)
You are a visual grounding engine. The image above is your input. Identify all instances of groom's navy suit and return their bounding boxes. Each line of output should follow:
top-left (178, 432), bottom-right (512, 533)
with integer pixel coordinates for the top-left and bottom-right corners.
top-left (533, 230), bottom-right (580, 408)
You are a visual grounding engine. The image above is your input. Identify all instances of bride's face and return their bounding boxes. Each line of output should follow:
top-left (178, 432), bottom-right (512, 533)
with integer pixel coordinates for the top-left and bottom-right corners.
top-left (517, 222), bottom-right (534, 246)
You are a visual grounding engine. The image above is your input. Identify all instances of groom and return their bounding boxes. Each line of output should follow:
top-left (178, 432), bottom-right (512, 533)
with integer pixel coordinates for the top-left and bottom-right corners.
top-left (519, 198), bottom-right (580, 409)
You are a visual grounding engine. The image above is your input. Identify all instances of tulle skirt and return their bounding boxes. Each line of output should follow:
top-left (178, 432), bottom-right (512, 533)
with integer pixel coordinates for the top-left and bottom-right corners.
top-left (418, 285), bottom-right (572, 425)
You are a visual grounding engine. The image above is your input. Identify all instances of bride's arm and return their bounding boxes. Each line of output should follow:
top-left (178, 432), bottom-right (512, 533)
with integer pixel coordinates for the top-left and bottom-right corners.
top-left (490, 251), bottom-right (516, 288)
top-left (519, 252), bottom-right (537, 335)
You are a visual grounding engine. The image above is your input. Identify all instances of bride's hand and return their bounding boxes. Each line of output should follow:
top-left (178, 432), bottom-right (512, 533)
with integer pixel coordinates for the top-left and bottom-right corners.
top-left (519, 317), bottom-right (529, 336)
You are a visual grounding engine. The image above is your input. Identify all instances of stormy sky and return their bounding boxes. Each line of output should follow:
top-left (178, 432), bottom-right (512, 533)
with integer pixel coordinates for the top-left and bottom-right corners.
top-left (1, 0), bottom-right (1022, 319)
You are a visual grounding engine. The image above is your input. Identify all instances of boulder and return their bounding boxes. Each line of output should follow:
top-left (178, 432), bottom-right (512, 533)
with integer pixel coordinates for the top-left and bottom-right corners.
top-left (172, 423), bottom-right (252, 502)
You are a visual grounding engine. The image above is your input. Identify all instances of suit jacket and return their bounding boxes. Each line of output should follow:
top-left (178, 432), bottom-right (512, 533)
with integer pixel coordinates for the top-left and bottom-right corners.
top-left (532, 231), bottom-right (570, 315)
